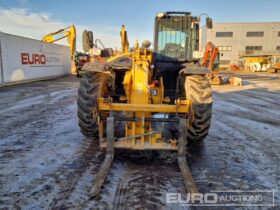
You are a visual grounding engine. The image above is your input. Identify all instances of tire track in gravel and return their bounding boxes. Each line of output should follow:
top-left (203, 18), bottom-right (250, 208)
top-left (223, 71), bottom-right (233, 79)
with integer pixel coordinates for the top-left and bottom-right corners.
top-left (48, 139), bottom-right (103, 209)
top-left (56, 150), bottom-right (192, 210)
top-left (101, 152), bottom-right (190, 210)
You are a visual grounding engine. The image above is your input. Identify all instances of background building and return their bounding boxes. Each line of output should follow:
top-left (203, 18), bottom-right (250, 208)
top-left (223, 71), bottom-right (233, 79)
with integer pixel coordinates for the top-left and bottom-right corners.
top-left (200, 22), bottom-right (280, 66)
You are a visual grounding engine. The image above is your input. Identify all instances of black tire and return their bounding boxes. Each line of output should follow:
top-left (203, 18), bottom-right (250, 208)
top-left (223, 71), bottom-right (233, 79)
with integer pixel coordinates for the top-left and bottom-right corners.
top-left (185, 75), bottom-right (213, 143)
top-left (77, 71), bottom-right (111, 137)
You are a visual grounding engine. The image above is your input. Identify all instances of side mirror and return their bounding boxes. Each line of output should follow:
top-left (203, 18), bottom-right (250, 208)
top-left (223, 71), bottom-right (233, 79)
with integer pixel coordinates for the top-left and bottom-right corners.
top-left (206, 17), bottom-right (213, 29)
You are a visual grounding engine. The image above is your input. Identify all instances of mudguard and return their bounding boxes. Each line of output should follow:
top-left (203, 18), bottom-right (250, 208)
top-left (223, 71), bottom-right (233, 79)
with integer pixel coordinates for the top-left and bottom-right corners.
top-left (180, 67), bottom-right (210, 75)
top-left (81, 55), bottom-right (132, 72)
top-left (81, 62), bottom-right (107, 72)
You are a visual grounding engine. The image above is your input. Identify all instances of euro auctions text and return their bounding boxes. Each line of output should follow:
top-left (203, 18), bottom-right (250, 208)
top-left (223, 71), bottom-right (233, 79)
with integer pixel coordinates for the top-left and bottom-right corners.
top-left (166, 190), bottom-right (275, 207)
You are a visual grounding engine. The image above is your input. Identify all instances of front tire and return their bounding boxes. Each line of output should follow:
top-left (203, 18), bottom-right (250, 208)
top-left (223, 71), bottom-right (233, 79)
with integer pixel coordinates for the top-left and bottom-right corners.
top-left (185, 75), bottom-right (213, 143)
top-left (77, 71), bottom-right (110, 137)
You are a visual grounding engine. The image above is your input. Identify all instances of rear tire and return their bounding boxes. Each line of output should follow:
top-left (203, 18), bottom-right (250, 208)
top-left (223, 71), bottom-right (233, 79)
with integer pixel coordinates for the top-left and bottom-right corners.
top-left (77, 71), bottom-right (111, 137)
top-left (185, 75), bottom-right (213, 143)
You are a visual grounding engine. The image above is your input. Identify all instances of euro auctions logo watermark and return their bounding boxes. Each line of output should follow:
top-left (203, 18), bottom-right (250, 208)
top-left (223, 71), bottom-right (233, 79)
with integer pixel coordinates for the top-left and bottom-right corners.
top-left (166, 190), bottom-right (276, 207)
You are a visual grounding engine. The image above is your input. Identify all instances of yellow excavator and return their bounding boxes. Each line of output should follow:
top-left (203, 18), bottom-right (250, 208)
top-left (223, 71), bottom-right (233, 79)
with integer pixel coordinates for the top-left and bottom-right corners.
top-left (42, 24), bottom-right (76, 74)
top-left (78, 11), bottom-right (214, 196)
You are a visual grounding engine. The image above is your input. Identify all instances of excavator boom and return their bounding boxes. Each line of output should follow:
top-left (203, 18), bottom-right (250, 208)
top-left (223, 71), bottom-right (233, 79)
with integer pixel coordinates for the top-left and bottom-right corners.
top-left (42, 25), bottom-right (76, 72)
top-left (42, 25), bottom-right (76, 59)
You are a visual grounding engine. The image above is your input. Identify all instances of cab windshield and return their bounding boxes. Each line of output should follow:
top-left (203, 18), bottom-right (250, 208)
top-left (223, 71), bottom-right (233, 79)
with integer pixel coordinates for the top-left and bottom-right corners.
top-left (155, 15), bottom-right (197, 61)
top-left (158, 30), bottom-right (189, 60)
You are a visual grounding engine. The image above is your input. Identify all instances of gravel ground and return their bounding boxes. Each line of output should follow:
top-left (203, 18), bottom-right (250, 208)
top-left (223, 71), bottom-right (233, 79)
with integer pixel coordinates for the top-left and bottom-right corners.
top-left (0, 72), bottom-right (279, 210)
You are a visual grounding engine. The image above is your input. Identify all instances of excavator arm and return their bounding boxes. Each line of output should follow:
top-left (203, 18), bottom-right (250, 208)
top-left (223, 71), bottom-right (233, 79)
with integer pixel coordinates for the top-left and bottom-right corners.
top-left (201, 42), bottom-right (222, 85)
top-left (42, 25), bottom-right (76, 60)
top-left (201, 42), bottom-right (219, 71)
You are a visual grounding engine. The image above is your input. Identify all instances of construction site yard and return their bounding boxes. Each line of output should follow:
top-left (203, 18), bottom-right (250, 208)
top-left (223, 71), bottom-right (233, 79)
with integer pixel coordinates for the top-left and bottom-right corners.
top-left (0, 71), bottom-right (279, 210)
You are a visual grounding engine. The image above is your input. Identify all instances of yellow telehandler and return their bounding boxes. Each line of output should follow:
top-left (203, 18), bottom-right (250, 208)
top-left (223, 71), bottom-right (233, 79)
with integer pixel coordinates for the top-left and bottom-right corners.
top-left (78, 11), bottom-right (214, 196)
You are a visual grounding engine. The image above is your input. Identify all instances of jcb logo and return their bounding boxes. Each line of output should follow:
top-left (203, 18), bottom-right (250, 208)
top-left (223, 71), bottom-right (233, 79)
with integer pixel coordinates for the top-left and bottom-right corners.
top-left (21, 53), bottom-right (46, 65)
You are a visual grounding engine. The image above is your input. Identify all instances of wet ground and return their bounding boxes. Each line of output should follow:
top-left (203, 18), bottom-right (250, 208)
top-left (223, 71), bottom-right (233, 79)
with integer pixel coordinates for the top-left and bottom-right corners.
top-left (0, 72), bottom-right (279, 210)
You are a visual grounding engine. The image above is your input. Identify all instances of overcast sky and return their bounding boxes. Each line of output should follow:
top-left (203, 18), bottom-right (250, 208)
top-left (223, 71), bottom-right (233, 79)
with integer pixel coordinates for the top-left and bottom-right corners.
top-left (1, 0), bottom-right (280, 51)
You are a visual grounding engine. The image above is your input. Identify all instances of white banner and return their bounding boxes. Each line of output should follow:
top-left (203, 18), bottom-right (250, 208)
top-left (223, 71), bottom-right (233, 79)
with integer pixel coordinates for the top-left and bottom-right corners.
top-left (0, 32), bottom-right (71, 85)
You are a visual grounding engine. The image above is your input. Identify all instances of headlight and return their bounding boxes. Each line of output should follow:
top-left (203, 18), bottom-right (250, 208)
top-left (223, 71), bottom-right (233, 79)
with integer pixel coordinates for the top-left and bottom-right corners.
top-left (157, 12), bottom-right (165, 18)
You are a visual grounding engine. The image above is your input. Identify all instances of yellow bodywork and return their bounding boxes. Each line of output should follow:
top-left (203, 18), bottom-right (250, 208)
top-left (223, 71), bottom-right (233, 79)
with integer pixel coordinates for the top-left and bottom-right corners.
top-left (98, 26), bottom-right (191, 150)
top-left (120, 25), bottom-right (129, 54)
top-left (89, 13), bottom-right (202, 196)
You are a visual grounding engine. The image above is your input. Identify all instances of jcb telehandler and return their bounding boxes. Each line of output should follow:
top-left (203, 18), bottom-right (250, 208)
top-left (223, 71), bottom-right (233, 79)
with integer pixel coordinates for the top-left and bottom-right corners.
top-left (78, 11), bottom-right (215, 196)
